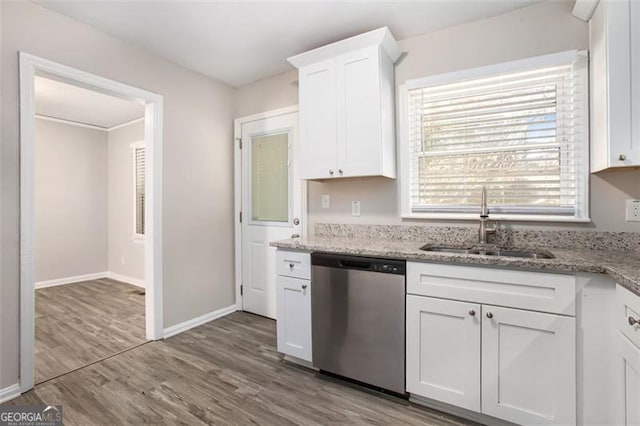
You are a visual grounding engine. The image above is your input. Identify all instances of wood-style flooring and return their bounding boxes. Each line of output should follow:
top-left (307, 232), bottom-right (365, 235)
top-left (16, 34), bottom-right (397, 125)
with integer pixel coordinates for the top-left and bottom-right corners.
top-left (9, 311), bottom-right (472, 425)
top-left (35, 279), bottom-right (146, 383)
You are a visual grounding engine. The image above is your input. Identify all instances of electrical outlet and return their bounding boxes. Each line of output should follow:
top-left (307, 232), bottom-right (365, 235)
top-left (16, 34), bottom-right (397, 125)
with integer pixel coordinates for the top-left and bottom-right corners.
top-left (351, 200), bottom-right (361, 217)
top-left (626, 199), bottom-right (640, 222)
top-left (321, 194), bottom-right (331, 209)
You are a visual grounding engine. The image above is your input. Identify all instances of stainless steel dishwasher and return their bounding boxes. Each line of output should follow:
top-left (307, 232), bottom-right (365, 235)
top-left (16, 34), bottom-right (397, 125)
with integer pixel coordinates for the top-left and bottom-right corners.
top-left (311, 253), bottom-right (406, 395)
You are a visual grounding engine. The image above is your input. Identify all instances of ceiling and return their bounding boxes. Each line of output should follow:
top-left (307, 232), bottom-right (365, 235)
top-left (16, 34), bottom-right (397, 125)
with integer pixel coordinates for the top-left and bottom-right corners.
top-left (35, 76), bottom-right (145, 129)
top-left (36, 0), bottom-right (543, 88)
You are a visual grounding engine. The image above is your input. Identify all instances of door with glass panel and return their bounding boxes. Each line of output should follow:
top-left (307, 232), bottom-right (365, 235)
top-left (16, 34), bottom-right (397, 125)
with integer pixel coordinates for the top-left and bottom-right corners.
top-left (241, 112), bottom-right (302, 319)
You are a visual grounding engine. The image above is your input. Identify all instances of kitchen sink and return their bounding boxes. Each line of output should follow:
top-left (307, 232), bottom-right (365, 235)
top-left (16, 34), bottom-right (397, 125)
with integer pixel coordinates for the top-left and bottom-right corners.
top-left (419, 244), bottom-right (554, 259)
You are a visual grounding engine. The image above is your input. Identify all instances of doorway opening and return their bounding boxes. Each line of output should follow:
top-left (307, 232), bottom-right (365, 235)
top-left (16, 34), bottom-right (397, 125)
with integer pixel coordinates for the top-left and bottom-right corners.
top-left (19, 53), bottom-right (164, 392)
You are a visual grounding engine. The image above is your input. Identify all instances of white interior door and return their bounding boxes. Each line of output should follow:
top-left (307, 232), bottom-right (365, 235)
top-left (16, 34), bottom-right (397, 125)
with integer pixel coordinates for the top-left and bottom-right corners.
top-left (241, 112), bottom-right (302, 319)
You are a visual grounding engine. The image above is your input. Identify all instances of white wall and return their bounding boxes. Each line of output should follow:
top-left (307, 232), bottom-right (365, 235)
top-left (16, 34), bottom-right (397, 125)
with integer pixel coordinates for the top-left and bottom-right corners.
top-left (233, 1), bottom-right (640, 233)
top-left (35, 118), bottom-right (108, 282)
top-left (1, 1), bottom-right (235, 390)
top-left (108, 121), bottom-right (145, 281)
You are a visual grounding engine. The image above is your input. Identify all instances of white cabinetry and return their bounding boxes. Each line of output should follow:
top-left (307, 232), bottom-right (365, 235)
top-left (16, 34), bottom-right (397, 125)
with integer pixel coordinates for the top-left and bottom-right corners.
top-left (406, 296), bottom-right (481, 412)
top-left (406, 262), bottom-right (576, 425)
top-left (614, 285), bottom-right (640, 425)
top-left (275, 250), bottom-right (312, 362)
top-left (289, 27), bottom-right (401, 180)
top-left (590, 0), bottom-right (640, 171)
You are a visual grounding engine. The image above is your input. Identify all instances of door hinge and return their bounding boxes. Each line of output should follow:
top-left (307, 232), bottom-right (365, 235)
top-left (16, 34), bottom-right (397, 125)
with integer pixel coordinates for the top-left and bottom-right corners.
top-left (240, 284), bottom-right (243, 296)
top-left (239, 211), bottom-right (242, 223)
top-left (236, 137), bottom-right (242, 150)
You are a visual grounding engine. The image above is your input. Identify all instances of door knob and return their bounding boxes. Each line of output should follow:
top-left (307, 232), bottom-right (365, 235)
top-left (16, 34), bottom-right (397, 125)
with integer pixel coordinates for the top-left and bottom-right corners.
top-left (619, 154), bottom-right (627, 161)
top-left (289, 263), bottom-right (295, 269)
top-left (329, 169), bottom-right (334, 175)
top-left (486, 312), bottom-right (494, 319)
top-left (293, 218), bottom-right (300, 225)
top-left (629, 316), bottom-right (639, 326)
top-left (468, 310), bottom-right (476, 317)
top-left (302, 284), bottom-right (307, 290)
top-left (291, 233), bottom-right (300, 238)
top-left (338, 169), bottom-right (343, 174)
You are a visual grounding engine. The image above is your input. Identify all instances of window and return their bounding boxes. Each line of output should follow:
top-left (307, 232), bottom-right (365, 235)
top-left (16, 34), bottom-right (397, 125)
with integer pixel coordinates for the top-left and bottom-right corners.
top-left (401, 51), bottom-right (589, 221)
top-left (131, 141), bottom-right (145, 239)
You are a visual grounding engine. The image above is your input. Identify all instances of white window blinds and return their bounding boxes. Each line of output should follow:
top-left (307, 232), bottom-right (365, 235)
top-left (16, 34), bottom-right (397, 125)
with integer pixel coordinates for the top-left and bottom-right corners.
top-left (404, 51), bottom-right (588, 219)
top-left (135, 146), bottom-right (145, 235)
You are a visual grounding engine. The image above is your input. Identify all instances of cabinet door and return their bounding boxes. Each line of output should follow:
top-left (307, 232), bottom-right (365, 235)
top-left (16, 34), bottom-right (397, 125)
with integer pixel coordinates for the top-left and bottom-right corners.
top-left (299, 59), bottom-right (338, 179)
top-left (406, 295), bottom-right (481, 412)
top-left (336, 46), bottom-right (382, 177)
top-left (630, 0), bottom-right (640, 165)
top-left (276, 275), bottom-right (312, 361)
top-left (482, 306), bottom-right (576, 425)
top-left (616, 332), bottom-right (640, 425)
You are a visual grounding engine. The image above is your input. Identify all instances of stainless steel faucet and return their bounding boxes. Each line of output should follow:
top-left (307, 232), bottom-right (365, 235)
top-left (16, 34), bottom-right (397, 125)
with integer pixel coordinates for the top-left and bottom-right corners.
top-left (478, 186), bottom-right (496, 244)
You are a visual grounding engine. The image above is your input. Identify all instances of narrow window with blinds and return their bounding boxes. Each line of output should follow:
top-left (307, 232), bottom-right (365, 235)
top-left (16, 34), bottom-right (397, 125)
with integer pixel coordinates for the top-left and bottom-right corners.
top-left (402, 51), bottom-right (589, 221)
top-left (133, 144), bottom-right (145, 237)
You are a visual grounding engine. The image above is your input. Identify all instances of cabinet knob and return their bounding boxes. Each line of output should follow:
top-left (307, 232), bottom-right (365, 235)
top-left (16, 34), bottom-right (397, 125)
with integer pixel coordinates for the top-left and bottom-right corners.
top-left (468, 310), bottom-right (476, 317)
top-left (338, 169), bottom-right (343, 174)
top-left (629, 316), bottom-right (639, 326)
top-left (289, 263), bottom-right (295, 269)
top-left (329, 169), bottom-right (334, 175)
top-left (486, 312), bottom-right (494, 319)
top-left (619, 154), bottom-right (627, 161)
top-left (302, 284), bottom-right (307, 290)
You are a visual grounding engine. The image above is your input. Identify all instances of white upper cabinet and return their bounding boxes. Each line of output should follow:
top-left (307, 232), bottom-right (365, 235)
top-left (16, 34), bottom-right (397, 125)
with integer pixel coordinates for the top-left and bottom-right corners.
top-left (590, 0), bottom-right (640, 171)
top-left (288, 27), bottom-right (401, 180)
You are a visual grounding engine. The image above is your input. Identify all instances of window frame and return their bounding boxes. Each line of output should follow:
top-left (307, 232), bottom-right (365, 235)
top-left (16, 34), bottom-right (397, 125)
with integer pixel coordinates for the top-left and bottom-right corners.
top-left (130, 140), bottom-right (146, 242)
top-left (399, 50), bottom-right (590, 222)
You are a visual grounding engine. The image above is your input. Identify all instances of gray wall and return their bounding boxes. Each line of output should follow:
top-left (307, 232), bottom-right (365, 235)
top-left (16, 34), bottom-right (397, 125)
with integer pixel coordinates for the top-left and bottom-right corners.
top-left (234, 1), bottom-right (640, 233)
top-left (1, 1), bottom-right (235, 389)
top-left (35, 118), bottom-right (108, 282)
top-left (108, 121), bottom-right (145, 281)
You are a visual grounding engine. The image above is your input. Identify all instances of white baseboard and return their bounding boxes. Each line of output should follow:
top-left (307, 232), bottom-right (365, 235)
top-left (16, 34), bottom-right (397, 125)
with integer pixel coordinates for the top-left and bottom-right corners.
top-left (35, 272), bottom-right (109, 289)
top-left (163, 304), bottom-right (237, 338)
top-left (0, 383), bottom-right (21, 404)
top-left (105, 272), bottom-right (145, 289)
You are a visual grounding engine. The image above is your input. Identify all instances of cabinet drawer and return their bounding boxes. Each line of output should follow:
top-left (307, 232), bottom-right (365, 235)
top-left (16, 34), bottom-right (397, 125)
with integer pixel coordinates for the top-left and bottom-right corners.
top-left (616, 285), bottom-right (640, 348)
top-left (407, 262), bottom-right (576, 316)
top-left (276, 250), bottom-right (311, 279)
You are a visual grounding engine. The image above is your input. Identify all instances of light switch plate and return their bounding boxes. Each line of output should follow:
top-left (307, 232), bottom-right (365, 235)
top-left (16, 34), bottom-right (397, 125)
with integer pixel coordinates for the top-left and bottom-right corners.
top-left (321, 194), bottom-right (330, 209)
top-left (626, 199), bottom-right (640, 222)
top-left (351, 200), bottom-right (361, 217)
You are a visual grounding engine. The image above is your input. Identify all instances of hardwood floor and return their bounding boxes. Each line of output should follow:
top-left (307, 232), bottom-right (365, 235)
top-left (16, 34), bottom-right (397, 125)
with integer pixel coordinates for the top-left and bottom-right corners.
top-left (9, 312), bottom-right (473, 425)
top-left (35, 279), bottom-right (146, 384)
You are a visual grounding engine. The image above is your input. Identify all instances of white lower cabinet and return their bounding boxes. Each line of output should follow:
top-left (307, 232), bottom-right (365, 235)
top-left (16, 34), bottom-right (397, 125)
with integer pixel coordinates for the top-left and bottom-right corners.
top-left (481, 306), bottom-right (576, 425)
top-left (276, 274), bottom-right (312, 362)
top-left (406, 262), bottom-right (577, 425)
top-left (406, 296), bottom-right (481, 412)
top-left (616, 332), bottom-right (640, 425)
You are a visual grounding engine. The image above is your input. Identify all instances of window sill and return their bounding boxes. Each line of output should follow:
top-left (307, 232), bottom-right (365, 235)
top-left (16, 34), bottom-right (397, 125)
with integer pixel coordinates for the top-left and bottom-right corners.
top-left (131, 234), bottom-right (146, 244)
top-left (402, 213), bottom-right (592, 223)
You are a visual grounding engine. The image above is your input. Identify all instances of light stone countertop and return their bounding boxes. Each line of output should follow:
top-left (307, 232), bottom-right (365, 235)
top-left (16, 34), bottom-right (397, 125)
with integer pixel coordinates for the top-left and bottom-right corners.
top-left (270, 236), bottom-right (640, 297)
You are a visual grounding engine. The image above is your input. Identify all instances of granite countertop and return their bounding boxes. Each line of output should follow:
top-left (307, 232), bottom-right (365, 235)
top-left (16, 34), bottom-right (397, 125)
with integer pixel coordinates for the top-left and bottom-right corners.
top-left (270, 236), bottom-right (640, 296)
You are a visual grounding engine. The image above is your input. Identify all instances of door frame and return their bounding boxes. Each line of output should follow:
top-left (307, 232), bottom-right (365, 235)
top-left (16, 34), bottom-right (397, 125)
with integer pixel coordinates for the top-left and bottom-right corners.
top-left (233, 105), bottom-right (306, 311)
top-left (18, 52), bottom-right (164, 392)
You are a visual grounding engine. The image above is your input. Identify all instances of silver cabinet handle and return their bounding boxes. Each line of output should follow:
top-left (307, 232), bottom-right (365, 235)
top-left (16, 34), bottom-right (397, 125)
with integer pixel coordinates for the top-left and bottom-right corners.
top-left (289, 263), bottom-right (295, 269)
top-left (329, 169), bottom-right (334, 175)
top-left (468, 310), bottom-right (476, 317)
top-left (619, 154), bottom-right (627, 161)
top-left (291, 233), bottom-right (300, 239)
top-left (302, 284), bottom-right (307, 290)
top-left (486, 312), bottom-right (494, 319)
top-left (629, 316), bottom-right (639, 326)
top-left (293, 218), bottom-right (300, 225)
top-left (338, 169), bottom-right (343, 174)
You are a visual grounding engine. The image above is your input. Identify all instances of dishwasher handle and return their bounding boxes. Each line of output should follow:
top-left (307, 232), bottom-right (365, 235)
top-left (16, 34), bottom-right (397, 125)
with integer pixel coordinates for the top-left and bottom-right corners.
top-left (311, 253), bottom-right (405, 275)
top-left (338, 259), bottom-right (372, 270)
